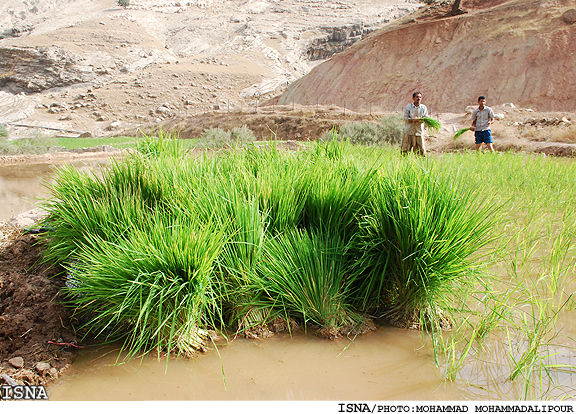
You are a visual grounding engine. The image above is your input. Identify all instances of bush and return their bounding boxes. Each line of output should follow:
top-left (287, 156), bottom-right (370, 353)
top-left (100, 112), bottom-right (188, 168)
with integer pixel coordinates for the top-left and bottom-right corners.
top-left (0, 125), bottom-right (8, 138)
top-left (117, 0), bottom-right (130, 8)
top-left (196, 126), bottom-right (255, 149)
top-left (322, 114), bottom-right (404, 146)
top-left (0, 136), bottom-right (53, 156)
top-left (230, 125), bottom-right (256, 145)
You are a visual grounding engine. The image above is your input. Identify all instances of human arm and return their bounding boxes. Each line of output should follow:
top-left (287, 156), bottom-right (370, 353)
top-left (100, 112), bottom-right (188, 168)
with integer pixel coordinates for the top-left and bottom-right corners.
top-left (403, 105), bottom-right (412, 122)
top-left (470, 111), bottom-right (477, 131)
top-left (487, 108), bottom-right (495, 128)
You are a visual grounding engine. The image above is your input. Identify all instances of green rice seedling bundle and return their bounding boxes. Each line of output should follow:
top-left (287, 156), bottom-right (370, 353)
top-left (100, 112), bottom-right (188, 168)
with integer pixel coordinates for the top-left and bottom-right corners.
top-left (136, 128), bottom-right (184, 158)
top-left (421, 117), bottom-right (441, 133)
top-left (349, 161), bottom-right (496, 327)
top-left (253, 228), bottom-right (363, 336)
top-left (65, 214), bottom-right (227, 358)
top-left (40, 134), bottom-right (499, 357)
top-left (453, 128), bottom-right (471, 140)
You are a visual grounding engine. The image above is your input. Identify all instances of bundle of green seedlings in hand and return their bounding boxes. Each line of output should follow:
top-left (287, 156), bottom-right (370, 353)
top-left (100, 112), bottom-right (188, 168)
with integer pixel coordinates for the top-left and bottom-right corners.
top-left (420, 117), bottom-right (442, 133)
top-left (453, 128), bottom-right (471, 140)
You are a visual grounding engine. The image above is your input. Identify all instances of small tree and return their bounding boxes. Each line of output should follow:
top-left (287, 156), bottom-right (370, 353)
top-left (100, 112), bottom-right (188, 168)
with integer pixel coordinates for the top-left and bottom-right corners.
top-left (118, 0), bottom-right (129, 8)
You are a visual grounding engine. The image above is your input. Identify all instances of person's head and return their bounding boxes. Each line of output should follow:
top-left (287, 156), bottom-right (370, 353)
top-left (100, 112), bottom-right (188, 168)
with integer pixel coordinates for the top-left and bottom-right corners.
top-left (478, 96), bottom-right (486, 107)
top-left (413, 92), bottom-right (422, 105)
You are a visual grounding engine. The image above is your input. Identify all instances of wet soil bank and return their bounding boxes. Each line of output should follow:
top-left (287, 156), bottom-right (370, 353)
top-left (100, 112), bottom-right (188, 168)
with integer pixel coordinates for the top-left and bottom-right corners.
top-left (0, 232), bottom-right (78, 387)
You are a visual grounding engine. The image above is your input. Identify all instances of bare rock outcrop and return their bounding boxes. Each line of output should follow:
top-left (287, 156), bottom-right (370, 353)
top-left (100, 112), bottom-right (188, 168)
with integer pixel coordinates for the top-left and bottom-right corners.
top-left (307, 24), bottom-right (376, 61)
top-left (0, 46), bottom-right (99, 93)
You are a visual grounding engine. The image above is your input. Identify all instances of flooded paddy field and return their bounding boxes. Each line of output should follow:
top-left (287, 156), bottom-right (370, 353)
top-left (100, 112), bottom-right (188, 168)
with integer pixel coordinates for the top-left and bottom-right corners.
top-left (2, 150), bottom-right (576, 402)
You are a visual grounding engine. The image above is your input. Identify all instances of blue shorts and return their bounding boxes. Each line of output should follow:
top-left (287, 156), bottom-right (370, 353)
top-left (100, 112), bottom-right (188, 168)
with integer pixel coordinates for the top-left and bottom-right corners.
top-left (475, 129), bottom-right (493, 144)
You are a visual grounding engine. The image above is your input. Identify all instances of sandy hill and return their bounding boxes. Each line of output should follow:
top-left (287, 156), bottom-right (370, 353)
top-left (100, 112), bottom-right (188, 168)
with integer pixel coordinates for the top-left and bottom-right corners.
top-left (276, 0), bottom-right (576, 113)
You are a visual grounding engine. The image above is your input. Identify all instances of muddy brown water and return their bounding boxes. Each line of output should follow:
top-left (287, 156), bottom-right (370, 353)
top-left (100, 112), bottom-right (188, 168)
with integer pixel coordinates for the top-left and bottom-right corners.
top-left (2, 160), bottom-right (575, 401)
top-left (0, 159), bottom-right (110, 222)
top-left (47, 329), bottom-right (464, 401)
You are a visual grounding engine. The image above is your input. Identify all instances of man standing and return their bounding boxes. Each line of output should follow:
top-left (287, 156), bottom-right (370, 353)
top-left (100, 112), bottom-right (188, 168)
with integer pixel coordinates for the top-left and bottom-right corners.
top-left (470, 96), bottom-right (495, 152)
top-left (402, 92), bottom-right (428, 156)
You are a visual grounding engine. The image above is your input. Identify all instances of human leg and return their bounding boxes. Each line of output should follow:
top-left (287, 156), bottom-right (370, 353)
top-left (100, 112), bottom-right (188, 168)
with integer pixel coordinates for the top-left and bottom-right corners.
top-left (415, 134), bottom-right (426, 156)
top-left (401, 132), bottom-right (415, 154)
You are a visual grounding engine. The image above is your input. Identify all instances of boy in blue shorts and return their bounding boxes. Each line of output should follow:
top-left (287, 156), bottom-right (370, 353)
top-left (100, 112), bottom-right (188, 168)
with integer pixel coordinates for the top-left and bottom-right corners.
top-left (470, 96), bottom-right (495, 152)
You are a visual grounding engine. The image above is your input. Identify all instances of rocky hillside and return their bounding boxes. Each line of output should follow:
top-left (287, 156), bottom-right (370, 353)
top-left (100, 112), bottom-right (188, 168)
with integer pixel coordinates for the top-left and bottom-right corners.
top-left (0, 0), bottom-right (420, 137)
top-left (277, 0), bottom-right (576, 113)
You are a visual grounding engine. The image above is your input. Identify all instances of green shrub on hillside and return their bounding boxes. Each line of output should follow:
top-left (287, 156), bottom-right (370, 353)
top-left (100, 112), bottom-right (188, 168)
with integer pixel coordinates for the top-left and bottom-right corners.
top-left (0, 125), bottom-right (8, 138)
top-left (196, 126), bottom-right (255, 149)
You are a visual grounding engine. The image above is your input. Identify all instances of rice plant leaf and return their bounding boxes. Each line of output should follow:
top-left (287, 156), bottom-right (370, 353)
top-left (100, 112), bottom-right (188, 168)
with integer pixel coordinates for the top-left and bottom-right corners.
top-left (453, 128), bottom-right (471, 140)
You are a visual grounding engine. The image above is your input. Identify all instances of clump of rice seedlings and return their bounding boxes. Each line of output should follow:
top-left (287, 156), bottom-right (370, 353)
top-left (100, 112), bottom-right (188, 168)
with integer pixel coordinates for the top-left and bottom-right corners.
top-left (213, 191), bottom-right (271, 333)
top-left (350, 161), bottom-right (497, 328)
top-left (40, 138), bottom-right (504, 360)
top-left (136, 129), bottom-right (184, 158)
top-left (453, 128), bottom-right (471, 140)
top-left (316, 128), bottom-right (344, 159)
top-left (254, 228), bottom-right (366, 338)
top-left (64, 214), bottom-right (227, 358)
top-left (421, 117), bottom-right (441, 133)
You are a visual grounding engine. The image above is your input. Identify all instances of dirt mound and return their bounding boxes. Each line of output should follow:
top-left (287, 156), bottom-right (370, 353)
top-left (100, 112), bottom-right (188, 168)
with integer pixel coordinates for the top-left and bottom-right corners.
top-left (157, 106), bottom-right (381, 141)
top-left (277, 0), bottom-right (576, 113)
top-left (0, 232), bottom-right (78, 386)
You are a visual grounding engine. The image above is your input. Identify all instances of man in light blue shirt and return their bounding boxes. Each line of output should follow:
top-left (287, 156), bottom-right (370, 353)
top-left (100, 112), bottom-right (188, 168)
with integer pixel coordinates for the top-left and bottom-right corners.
top-left (402, 91), bottom-right (428, 156)
top-left (470, 96), bottom-right (495, 152)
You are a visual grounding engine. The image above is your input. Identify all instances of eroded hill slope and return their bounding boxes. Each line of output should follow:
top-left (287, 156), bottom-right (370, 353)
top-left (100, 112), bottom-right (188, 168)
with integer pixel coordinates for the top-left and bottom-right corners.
top-left (277, 0), bottom-right (576, 113)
